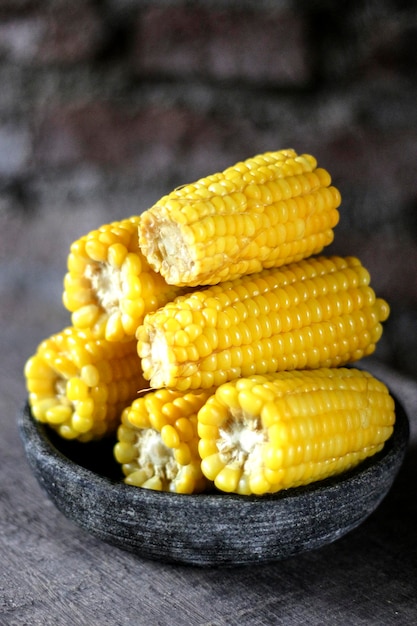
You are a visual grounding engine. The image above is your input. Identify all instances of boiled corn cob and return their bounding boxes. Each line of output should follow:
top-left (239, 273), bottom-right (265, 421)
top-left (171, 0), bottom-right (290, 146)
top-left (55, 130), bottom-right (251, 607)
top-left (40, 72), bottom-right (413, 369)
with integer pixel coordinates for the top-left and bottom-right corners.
top-left (63, 216), bottom-right (184, 342)
top-left (197, 367), bottom-right (395, 495)
top-left (137, 255), bottom-right (389, 391)
top-left (114, 388), bottom-right (214, 493)
top-left (138, 149), bottom-right (341, 287)
top-left (24, 326), bottom-right (146, 442)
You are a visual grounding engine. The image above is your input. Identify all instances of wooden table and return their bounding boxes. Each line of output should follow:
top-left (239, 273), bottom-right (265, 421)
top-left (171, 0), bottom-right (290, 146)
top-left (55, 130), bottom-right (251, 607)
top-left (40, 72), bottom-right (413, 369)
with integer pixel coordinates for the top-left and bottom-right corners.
top-left (2, 209), bottom-right (417, 625)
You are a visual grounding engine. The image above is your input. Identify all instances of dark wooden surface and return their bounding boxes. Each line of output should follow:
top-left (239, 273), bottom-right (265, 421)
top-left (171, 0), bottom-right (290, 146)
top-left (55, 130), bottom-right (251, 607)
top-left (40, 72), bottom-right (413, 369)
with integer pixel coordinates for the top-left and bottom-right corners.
top-left (1, 208), bottom-right (417, 625)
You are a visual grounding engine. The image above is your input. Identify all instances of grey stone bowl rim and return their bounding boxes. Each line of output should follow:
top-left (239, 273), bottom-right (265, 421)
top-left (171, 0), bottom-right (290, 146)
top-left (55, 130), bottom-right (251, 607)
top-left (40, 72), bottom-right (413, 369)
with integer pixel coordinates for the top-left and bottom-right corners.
top-left (18, 397), bottom-right (409, 567)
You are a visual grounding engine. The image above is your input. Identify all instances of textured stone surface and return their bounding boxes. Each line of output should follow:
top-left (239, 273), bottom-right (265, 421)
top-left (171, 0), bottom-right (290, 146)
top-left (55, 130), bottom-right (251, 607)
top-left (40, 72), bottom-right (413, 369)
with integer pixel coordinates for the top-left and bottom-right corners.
top-left (1, 355), bottom-right (417, 623)
top-left (18, 399), bottom-right (409, 567)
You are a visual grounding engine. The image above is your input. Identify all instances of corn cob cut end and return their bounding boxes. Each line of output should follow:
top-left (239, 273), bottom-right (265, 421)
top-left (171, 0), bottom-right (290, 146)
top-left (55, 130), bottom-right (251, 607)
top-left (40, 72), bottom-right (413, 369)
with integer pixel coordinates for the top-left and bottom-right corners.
top-left (114, 388), bottom-right (213, 494)
top-left (136, 256), bottom-right (390, 391)
top-left (138, 149), bottom-right (341, 287)
top-left (63, 216), bottom-right (183, 342)
top-left (24, 327), bottom-right (146, 442)
top-left (139, 216), bottom-right (193, 288)
top-left (197, 368), bottom-right (396, 496)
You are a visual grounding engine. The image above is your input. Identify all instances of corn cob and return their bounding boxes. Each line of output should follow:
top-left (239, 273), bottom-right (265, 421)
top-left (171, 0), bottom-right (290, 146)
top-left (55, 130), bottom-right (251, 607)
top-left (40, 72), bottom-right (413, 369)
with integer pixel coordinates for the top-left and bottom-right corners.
top-left (138, 149), bottom-right (341, 287)
top-left (24, 326), bottom-right (146, 442)
top-left (197, 367), bottom-right (395, 496)
top-left (62, 216), bottom-right (184, 342)
top-left (114, 388), bottom-right (214, 493)
top-left (137, 255), bottom-right (389, 391)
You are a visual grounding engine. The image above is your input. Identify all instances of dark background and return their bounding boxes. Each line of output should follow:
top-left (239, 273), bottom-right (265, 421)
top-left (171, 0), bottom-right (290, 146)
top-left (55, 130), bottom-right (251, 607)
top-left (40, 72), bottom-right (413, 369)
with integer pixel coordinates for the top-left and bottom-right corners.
top-left (1, 0), bottom-right (416, 379)
top-left (1, 3), bottom-right (417, 624)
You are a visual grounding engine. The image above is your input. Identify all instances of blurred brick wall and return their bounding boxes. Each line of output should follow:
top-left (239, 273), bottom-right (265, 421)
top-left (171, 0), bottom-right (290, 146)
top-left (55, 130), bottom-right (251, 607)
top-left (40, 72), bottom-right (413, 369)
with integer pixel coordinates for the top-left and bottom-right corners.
top-left (0, 0), bottom-right (416, 376)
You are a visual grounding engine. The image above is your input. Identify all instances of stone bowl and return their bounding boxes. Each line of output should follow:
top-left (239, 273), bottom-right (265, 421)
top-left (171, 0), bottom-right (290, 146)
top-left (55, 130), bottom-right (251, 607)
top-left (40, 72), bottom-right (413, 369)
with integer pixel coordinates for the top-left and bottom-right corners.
top-left (18, 397), bottom-right (409, 567)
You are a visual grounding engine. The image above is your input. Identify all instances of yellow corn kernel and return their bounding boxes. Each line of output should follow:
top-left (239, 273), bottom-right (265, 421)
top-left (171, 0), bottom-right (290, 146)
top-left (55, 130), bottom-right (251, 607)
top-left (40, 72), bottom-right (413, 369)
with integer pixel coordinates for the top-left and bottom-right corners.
top-left (62, 216), bottom-right (185, 342)
top-left (197, 367), bottom-right (396, 495)
top-left (114, 387), bottom-right (214, 494)
top-left (24, 326), bottom-right (147, 442)
top-left (138, 149), bottom-right (341, 286)
top-left (161, 423), bottom-right (180, 449)
top-left (45, 404), bottom-right (73, 424)
top-left (200, 452), bottom-right (226, 482)
top-left (136, 255), bottom-right (390, 390)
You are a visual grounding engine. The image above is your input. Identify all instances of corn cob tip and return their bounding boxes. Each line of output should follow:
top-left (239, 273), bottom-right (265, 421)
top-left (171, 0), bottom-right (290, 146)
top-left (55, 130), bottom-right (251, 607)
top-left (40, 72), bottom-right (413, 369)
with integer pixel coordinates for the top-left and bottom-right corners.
top-left (114, 388), bottom-right (214, 493)
top-left (136, 255), bottom-right (390, 391)
top-left (24, 326), bottom-right (146, 442)
top-left (138, 149), bottom-right (341, 287)
top-left (197, 368), bottom-right (396, 496)
top-left (62, 216), bottom-right (184, 342)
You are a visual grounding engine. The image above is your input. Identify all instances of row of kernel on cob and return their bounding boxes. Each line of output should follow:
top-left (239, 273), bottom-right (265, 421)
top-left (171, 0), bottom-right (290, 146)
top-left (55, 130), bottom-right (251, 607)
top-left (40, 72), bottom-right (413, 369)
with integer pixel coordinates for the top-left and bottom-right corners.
top-left (24, 149), bottom-right (395, 496)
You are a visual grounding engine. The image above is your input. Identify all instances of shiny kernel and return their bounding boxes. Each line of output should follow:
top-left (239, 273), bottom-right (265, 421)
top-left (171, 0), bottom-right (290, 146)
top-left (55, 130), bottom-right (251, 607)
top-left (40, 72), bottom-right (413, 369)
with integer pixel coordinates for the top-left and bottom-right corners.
top-left (215, 465), bottom-right (241, 493)
top-left (114, 441), bottom-right (137, 464)
top-left (175, 417), bottom-right (195, 442)
top-left (217, 328), bottom-right (233, 350)
top-left (162, 400), bottom-right (183, 422)
top-left (197, 422), bottom-right (220, 440)
top-left (246, 317), bottom-right (263, 341)
top-left (27, 378), bottom-right (54, 394)
top-left (142, 476), bottom-right (163, 491)
top-left (236, 474), bottom-right (252, 495)
top-left (53, 356), bottom-right (78, 379)
top-left (198, 402), bottom-right (225, 428)
top-left (31, 398), bottom-right (58, 421)
top-left (174, 442), bottom-right (191, 466)
top-left (120, 313), bottom-right (137, 336)
top-left (58, 424), bottom-right (78, 440)
top-left (66, 377), bottom-right (88, 401)
top-left (200, 353), bottom-right (217, 372)
top-left (128, 409), bottom-right (150, 430)
top-left (72, 304), bottom-right (101, 328)
top-left (80, 364), bottom-right (100, 387)
top-left (187, 323), bottom-right (203, 341)
top-left (174, 329), bottom-right (190, 347)
top-left (124, 275), bottom-right (142, 299)
top-left (105, 312), bottom-right (125, 342)
top-left (194, 334), bottom-right (213, 358)
top-left (198, 438), bottom-right (218, 458)
top-left (238, 389), bottom-right (263, 415)
top-left (71, 413), bottom-right (94, 433)
top-left (67, 251), bottom-right (88, 273)
top-left (175, 471), bottom-right (196, 495)
top-left (175, 309), bottom-right (194, 327)
top-left (149, 410), bottom-right (170, 432)
top-left (164, 317), bottom-right (181, 333)
top-left (377, 298), bottom-right (390, 321)
top-left (261, 402), bottom-right (282, 428)
top-left (45, 404), bottom-right (73, 424)
top-left (175, 377), bottom-right (194, 392)
top-left (75, 398), bottom-right (94, 418)
top-left (202, 327), bottom-right (218, 350)
top-left (125, 469), bottom-right (149, 487)
top-left (249, 472), bottom-right (271, 496)
top-left (217, 311), bottom-right (231, 329)
top-left (161, 424), bottom-right (180, 449)
top-left (124, 252), bottom-right (142, 275)
top-left (202, 307), bottom-right (218, 327)
top-left (122, 298), bottom-right (145, 319)
top-left (108, 242), bottom-right (128, 268)
top-left (85, 240), bottom-right (108, 262)
top-left (230, 346), bottom-right (243, 367)
top-left (24, 355), bottom-right (55, 379)
top-left (117, 423), bottom-right (137, 443)
top-left (200, 371), bottom-right (215, 388)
